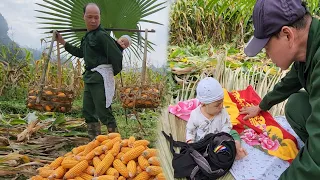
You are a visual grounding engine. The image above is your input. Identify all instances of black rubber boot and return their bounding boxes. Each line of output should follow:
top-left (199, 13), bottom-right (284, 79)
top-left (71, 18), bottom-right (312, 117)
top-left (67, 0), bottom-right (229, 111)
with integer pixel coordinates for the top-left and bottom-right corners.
top-left (87, 122), bottom-right (101, 140)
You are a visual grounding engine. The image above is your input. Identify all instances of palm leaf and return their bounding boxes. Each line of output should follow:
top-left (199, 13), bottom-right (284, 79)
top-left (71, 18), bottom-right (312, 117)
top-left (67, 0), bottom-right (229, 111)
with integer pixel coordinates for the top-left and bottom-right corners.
top-left (35, 0), bottom-right (166, 60)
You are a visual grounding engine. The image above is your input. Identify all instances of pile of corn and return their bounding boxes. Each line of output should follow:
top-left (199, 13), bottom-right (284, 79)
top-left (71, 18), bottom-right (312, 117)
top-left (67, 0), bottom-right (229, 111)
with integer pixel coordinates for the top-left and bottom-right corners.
top-left (30, 133), bottom-right (165, 180)
top-left (120, 87), bottom-right (161, 108)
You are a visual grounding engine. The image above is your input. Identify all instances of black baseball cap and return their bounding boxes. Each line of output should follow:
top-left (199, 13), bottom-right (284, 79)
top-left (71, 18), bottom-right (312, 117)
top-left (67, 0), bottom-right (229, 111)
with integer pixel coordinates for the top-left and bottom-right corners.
top-left (244, 0), bottom-right (307, 57)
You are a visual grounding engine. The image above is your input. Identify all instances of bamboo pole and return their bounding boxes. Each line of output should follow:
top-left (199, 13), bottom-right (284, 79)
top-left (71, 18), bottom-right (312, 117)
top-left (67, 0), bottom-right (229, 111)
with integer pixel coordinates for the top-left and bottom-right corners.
top-left (48, 28), bottom-right (155, 33)
top-left (36, 31), bottom-right (56, 104)
top-left (141, 29), bottom-right (148, 86)
top-left (57, 42), bottom-right (61, 88)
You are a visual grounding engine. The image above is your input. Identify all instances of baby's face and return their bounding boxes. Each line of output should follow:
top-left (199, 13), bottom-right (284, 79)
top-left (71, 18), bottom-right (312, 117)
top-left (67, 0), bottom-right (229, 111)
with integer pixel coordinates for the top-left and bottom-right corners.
top-left (203, 99), bottom-right (224, 115)
top-left (117, 37), bottom-right (130, 49)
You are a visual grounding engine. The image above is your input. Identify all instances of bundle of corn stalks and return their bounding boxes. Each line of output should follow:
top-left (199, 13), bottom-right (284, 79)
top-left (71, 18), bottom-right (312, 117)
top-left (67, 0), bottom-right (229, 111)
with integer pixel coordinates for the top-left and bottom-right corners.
top-left (26, 86), bottom-right (74, 113)
top-left (120, 86), bottom-right (162, 109)
top-left (30, 133), bottom-right (166, 180)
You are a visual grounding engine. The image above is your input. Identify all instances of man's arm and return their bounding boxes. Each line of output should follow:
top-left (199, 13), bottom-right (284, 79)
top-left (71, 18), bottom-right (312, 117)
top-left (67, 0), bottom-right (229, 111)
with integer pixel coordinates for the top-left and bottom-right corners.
top-left (279, 60), bottom-right (320, 179)
top-left (98, 32), bottom-right (123, 75)
top-left (64, 42), bottom-right (84, 58)
top-left (259, 65), bottom-right (302, 111)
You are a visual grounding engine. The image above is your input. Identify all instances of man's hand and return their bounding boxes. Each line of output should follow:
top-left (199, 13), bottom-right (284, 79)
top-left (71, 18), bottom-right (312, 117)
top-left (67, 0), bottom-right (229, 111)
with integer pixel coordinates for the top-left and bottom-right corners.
top-left (239, 105), bottom-right (261, 120)
top-left (55, 32), bottom-right (66, 45)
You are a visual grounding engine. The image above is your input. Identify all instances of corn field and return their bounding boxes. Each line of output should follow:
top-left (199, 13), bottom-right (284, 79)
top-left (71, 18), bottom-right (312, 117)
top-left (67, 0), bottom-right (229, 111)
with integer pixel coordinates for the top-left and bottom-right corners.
top-left (169, 0), bottom-right (320, 46)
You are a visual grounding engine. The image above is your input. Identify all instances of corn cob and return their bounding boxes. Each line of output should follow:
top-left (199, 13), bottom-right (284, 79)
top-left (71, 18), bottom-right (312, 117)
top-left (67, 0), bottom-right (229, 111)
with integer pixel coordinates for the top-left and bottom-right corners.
top-left (128, 136), bottom-right (135, 147)
top-left (63, 160), bottom-right (89, 179)
top-left (74, 177), bottom-right (85, 180)
top-left (106, 167), bottom-right (119, 178)
top-left (138, 156), bottom-right (150, 170)
top-left (79, 172), bottom-right (93, 180)
top-left (31, 175), bottom-right (45, 180)
top-left (48, 166), bottom-right (65, 179)
top-left (92, 157), bottom-right (101, 169)
top-left (132, 140), bottom-right (150, 148)
top-left (84, 165), bottom-right (95, 175)
top-left (116, 152), bottom-right (124, 160)
top-left (113, 159), bottom-right (129, 178)
top-left (49, 157), bottom-right (64, 170)
top-left (64, 152), bottom-right (73, 157)
top-left (110, 141), bottom-right (121, 156)
top-left (121, 145), bottom-right (146, 164)
top-left (148, 157), bottom-right (160, 166)
top-left (72, 145), bottom-right (86, 155)
top-left (61, 159), bottom-right (79, 169)
top-left (118, 176), bottom-right (126, 180)
top-left (92, 175), bottom-right (116, 180)
top-left (155, 173), bottom-right (166, 180)
top-left (96, 135), bottom-right (109, 142)
top-left (133, 171), bottom-right (150, 180)
top-left (105, 136), bottom-right (121, 150)
top-left (136, 165), bottom-right (143, 175)
top-left (120, 139), bottom-right (129, 147)
top-left (142, 149), bottom-right (157, 159)
top-left (84, 150), bottom-right (96, 161)
top-left (94, 145), bottom-right (107, 155)
top-left (83, 140), bottom-right (100, 155)
top-left (121, 147), bottom-right (132, 153)
top-left (101, 139), bottom-right (111, 145)
top-left (99, 153), bottom-right (106, 160)
top-left (107, 133), bottom-right (121, 139)
top-left (127, 160), bottom-right (137, 178)
top-left (38, 168), bottom-right (54, 178)
top-left (94, 152), bottom-right (114, 176)
top-left (146, 166), bottom-right (162, 176)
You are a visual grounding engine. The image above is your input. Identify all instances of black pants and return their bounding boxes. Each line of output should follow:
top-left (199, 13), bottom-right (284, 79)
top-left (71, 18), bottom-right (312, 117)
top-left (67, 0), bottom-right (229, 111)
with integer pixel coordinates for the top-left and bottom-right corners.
top-left (82, 82), bottom-right (117, 129)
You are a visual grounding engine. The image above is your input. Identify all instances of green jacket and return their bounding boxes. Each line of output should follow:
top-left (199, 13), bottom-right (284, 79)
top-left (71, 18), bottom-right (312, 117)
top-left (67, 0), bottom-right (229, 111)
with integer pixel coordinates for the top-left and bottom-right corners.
top-left (259, 17), bottom-right (320, 179)
top-left (64, 25), bottom-right (123, 83)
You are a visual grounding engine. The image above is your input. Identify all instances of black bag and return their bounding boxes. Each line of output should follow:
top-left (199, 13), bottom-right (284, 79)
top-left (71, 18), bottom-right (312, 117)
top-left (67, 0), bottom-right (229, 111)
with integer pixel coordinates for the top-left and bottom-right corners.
top-left (162, 131), bottom-right (236, 180)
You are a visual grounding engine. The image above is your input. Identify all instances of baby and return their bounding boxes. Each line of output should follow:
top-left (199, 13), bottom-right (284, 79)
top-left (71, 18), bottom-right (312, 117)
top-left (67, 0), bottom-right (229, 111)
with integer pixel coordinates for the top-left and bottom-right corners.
top-left (115, 35), bottom-right (132, 52)
top-left (186, 77), bottom-right (247, 160)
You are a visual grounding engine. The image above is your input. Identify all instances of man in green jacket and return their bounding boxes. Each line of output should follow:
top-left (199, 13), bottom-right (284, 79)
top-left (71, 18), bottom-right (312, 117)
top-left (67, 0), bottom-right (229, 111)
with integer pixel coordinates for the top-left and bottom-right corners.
top-left (56, 3), bottom-right (123, 139)
top-left (241, 0), bottom-right (320, 179)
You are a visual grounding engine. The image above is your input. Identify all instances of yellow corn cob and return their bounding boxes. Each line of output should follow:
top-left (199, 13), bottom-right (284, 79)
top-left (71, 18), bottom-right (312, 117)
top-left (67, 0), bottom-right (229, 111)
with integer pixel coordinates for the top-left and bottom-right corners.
top-left (61, 159), bottom-right (79, 169)
top-left (116, 152), bottom-right (124, 160)
top-left (121, 147), bottom-right (132, 153)
top-left (72, 145), bottom-right (86, 155)
top-left (127, 160), bottom-right (137, 178)
top-left (75, 155), bottom-right (86, 161)
top-left (142, 149), bottom-right (158, 159)
top-left (106, 167), bottom-right (119, 178)
top-left (49, 157), bottom-right (64, 170)
top-left (101, 139), bottom-right (111, 145)
top-left (155, 173), bottom-right (166, 180)
top-left (120, 139), bottom-right (129, 147)
top-left (107, 132), bottom-right (121, 139)
top-left (105, 136), bottom-right (121, 150)
top-left (118, 176), bottom-right (126, 180)
top-left (48, 166), bottom-right (65, 179)
top-left (136, 165), bottom-right (143, 175)
top-left (79, 172), bottom-right (93, 180)
top-left (92, 175), bottom-right (116, 180)
top-left (83, 140), bottom-right (100, 155)
top-left (74, 177), bottom-right (85, 180)
top-left (99, 153), bottom-right (106, 160)
top-left (63, 160), bottom-right (89, 179)
top-left (94, 152), bottom-right (114, 176)
top-left (138, 156), bottom-right (150, 170)
top-left (132, 140), bottom-right (149, 148)
top-left (38, 168), bottom-right (55, 178)
top-left (113, 159), bottom-right (129, 178)
top-left (84, 150), bottom-right (96, 161)
top-left (128, 136), bottom-right (135, 147)
top-left (121, 145), bottom-right (146, 164)
top-left (146, 166), bottom-right (162, 176)
top-left (94, 145), bottom-right (107, 155)
top-left (110, 141), bottom-right (121, 156)
top-left (148, 157), bottom-right (160, 166)
top-left (64, 152), bottom-right (73, 157)
top-left (92, 157), bottom-right (101, 169)
top-left (133, 171), bottom-right (150, 180)
top-left (96, 135), bottom-right (109, 142)
top-left (84, 165), bottom-right (95, 175)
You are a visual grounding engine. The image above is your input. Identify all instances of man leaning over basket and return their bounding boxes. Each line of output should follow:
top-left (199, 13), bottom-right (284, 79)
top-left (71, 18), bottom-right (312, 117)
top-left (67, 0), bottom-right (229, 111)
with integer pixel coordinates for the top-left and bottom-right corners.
top-left (56, 3), bottom-right (122, 140)
top-left (240, 0), bottom-right (320, 179)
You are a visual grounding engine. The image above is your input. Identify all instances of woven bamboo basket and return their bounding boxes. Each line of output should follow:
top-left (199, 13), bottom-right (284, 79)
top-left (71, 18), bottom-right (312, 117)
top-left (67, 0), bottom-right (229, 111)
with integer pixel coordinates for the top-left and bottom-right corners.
top-left (119, 29), bottom-right (162, 109)
top-left (26, 31), bottom-right (74, 113)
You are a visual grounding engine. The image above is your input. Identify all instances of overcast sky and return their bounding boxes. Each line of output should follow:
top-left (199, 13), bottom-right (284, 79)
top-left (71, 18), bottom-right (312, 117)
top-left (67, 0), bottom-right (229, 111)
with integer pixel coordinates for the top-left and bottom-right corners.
top-left (0, 0), bottom-right (172, 67)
